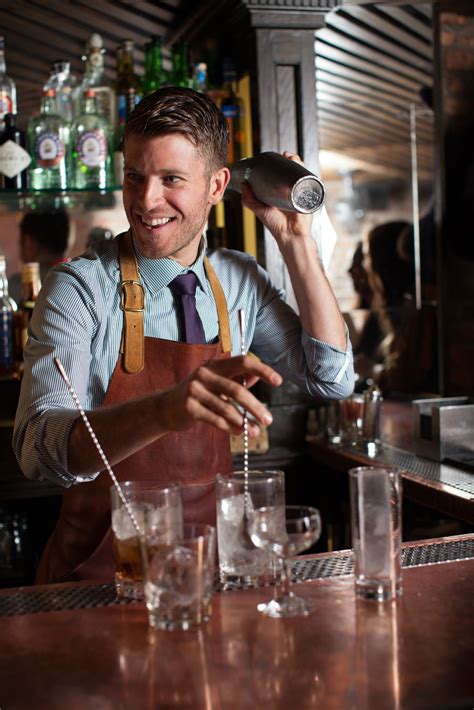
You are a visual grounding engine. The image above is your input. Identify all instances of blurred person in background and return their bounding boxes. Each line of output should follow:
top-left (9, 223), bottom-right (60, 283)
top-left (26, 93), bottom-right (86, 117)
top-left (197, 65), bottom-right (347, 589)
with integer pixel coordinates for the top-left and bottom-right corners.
top-left (365, 220), bottom-right (438, 395)
top-left (9, 209), bottom-right (72, 303)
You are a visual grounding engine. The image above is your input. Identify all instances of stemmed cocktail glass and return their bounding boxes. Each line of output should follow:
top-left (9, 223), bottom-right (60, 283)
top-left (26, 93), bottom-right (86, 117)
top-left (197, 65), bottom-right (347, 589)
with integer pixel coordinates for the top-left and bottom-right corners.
top-left (249, 505), bottom-right (321, 618)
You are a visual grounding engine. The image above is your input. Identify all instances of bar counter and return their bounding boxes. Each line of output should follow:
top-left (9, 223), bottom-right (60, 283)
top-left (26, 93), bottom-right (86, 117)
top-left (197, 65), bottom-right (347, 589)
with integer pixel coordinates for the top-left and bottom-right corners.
top-left (307, 400), bottom-right (474, 525)
top-left (1, 535), bottom-right (473, 709)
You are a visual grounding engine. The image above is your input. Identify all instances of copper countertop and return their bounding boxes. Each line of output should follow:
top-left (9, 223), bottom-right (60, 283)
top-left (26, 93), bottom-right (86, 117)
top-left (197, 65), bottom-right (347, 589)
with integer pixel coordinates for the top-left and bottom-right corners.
top-left (0, 538), bottom-right (473, 709)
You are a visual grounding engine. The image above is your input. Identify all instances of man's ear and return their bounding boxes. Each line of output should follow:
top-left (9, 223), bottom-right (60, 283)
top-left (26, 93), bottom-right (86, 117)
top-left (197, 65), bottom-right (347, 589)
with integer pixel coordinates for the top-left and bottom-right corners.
top-left (208, 167), bottom-right (230, 206)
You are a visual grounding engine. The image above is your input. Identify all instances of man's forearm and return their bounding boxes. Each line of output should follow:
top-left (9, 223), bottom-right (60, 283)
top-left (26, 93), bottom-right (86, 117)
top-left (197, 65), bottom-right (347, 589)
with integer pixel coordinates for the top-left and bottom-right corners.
top-left (67, 355), bottom-right (281, 477)
top-left (280, 236), bottom-right (347, 350)
top-left (68, 393), bottom-right (165, 475)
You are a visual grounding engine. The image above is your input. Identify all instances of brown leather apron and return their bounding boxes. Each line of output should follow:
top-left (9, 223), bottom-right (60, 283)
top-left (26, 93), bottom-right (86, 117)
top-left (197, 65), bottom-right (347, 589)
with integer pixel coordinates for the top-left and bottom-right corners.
top-left (36, 232), bottom-right (233, 584)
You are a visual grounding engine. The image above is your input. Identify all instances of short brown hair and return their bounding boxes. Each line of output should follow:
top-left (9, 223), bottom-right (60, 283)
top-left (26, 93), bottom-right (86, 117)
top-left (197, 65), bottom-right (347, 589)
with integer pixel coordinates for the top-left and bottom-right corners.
top-left (124, 86), bottom-right (230, 172)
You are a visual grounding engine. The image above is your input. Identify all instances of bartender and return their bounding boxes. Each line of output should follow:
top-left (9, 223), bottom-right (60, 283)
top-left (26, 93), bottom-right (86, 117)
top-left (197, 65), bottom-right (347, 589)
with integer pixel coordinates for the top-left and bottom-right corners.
top-left (13, 87), bottom-right (354, 584)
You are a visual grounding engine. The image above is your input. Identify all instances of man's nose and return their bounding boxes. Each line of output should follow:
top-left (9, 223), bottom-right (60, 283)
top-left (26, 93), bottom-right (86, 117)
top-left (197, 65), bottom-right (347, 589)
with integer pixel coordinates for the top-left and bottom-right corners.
top-left (139, 178), bottom-right (165, 211)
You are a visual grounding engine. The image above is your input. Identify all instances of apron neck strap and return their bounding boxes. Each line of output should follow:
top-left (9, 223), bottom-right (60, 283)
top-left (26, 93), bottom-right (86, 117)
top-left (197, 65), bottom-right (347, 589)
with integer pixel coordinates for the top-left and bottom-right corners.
top-left (118, 231), bottom-right (145, 374)
top-left (203, 256), bottom-right (232, 354)
top-left (118, 233), bottom-right (233, 372)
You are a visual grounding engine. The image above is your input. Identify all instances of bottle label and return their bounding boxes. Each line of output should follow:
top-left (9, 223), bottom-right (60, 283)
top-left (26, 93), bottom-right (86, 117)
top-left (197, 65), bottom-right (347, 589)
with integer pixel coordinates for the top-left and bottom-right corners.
top-left (0, 140), bottom-right (31, 178)
top-left (0, 91), bottom-right (13, 117)
top-left (77, 130), bottom-right (108, 167)
top-left (35, 132), bottom-right (65, 167)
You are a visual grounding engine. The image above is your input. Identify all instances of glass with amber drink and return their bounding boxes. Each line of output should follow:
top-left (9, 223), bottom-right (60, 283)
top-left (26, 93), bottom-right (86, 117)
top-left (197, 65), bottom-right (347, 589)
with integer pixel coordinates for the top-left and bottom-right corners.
top-left (110, 481), bottom-right (183, 599)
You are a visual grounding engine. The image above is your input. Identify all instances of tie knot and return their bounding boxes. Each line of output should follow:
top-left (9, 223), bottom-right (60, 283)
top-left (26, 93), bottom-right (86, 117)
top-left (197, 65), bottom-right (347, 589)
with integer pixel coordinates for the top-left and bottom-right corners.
top-left (169, 272), bottom-right (198, 297)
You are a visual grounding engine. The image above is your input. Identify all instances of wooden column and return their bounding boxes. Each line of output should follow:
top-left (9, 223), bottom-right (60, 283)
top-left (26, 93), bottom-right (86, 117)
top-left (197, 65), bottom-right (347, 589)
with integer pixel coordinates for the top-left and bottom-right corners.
top-left (243, 0), bottom-right (337, 307)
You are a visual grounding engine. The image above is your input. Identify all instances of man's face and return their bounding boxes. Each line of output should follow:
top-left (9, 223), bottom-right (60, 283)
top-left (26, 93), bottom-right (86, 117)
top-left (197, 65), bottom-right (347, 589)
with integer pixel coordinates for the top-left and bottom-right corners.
top-left (123, 133), bottom-right (229, 265)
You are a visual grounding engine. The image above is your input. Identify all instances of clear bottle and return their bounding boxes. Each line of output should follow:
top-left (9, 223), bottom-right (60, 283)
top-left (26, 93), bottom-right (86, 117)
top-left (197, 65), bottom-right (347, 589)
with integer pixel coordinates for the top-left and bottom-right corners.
top-left (81, 34), bottom-right (115, 127)
top-left (141, 36), bottom-right (169, 96)
top-left (16, 262), bottom-right (41, 359)
top-left (0, 255), bottom-right (17, 375)
top-left (171, 40), bottom-right (192, 88)
top-left (220, 58), bottom-right (245, 166)
top-left (71, 89), bottom-right (113, 190)
top-left (43, 60), bottom-right (80, 123)
top-left (0, 113), bottom-right (31, 190)
top-left (0, 36), bottom-right (17, 131)
top-left (28, 89), bottom-right (70, 190)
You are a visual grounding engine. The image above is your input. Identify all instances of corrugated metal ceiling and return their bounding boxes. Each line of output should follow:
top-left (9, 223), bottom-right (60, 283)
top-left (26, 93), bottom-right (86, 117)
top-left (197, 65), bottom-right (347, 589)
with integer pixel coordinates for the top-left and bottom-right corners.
top-left (316, 2), bottom-right (434, 183)
top-left (1, 0), bottom-right (434, 183)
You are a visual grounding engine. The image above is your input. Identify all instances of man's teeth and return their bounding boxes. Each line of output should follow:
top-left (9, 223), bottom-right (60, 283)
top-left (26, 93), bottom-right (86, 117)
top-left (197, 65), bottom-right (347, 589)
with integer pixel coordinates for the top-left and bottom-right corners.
top-left (142, 217), bottom-right (172, 227)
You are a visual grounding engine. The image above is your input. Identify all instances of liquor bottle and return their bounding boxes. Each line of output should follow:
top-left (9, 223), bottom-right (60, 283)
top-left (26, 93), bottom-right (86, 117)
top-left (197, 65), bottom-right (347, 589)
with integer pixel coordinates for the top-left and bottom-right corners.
top-left (0, 113), bottom-right (31, 190)
top-left (114, 40), bottom-right (141, 187)
top-left (0, 255), bottom-right (17, 375)
top-left (171, 40), bottom-right (192, 88)
top-left (141, 37), bottom-right (169, 96)
top-left (16, 262), bottom-right (41, 360)
top-left (193, 63), bottom-right (208, 94)
top-left (115, 40), bottom-right (141, 132)
top-left (28, 89), bottom-right (70, 190)
top-left (71, 89), bottom-right (113, 190)
top-left (81, 34), bottom-right (115, 127)
top-left (43, 60), bottom-right (80, 123)
top-left (220, 59), bottom-right (245, 165)
top-left (0, 37), bottom-right (17, 131)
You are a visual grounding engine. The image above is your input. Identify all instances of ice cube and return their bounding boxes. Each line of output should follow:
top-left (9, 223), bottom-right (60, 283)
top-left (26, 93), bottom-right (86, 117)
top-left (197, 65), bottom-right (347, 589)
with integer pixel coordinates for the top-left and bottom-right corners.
top-left (220, 493), bottom-right (247, 524)
top-left (111, 504), bottom-right (145, 540)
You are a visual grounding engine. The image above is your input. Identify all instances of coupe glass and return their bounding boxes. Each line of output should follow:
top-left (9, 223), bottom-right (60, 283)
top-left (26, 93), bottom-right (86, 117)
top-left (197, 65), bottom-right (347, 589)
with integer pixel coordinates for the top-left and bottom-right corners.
top-left (249, 505), bottom-right (321, 618)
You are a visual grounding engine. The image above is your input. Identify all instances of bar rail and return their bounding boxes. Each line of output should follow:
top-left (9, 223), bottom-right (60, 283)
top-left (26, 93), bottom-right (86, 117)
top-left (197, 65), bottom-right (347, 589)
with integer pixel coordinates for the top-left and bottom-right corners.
top-left (1, 534), bottom-right (472, 617)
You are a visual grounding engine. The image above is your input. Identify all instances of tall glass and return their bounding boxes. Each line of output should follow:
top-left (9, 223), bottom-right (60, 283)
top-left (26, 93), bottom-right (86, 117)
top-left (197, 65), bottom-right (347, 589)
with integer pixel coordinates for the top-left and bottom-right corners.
top-left (216, 470), bottom-right (285, 589)
top-left (110, 481), bottom-right (183, 600)
top-left (349, 467), bottom-right (402, 601)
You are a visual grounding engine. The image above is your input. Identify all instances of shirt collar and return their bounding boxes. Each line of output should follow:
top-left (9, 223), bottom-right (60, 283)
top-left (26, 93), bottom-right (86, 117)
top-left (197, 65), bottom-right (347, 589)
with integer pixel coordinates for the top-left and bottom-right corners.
top-left (134, 237), bottom-right (208, 295)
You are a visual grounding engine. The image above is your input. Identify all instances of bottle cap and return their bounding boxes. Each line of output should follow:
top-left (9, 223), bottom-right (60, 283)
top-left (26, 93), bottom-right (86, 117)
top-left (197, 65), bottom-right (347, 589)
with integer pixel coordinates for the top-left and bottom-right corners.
top-left (89, 34), bottom-right (103, 49)
top-left (84, 88), bottom-right (96, 98)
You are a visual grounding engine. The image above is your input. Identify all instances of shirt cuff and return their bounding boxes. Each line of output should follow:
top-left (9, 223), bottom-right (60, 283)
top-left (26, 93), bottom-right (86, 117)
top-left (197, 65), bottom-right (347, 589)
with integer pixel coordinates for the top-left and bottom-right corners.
top-left (301, 326), bottom-right (353, 384)
top-left (35, 409), bottom-right (100, 486)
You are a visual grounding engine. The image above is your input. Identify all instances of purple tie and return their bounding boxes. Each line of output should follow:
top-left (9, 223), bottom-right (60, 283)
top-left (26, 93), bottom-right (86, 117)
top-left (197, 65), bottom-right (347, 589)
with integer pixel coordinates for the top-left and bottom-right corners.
top-left (168, 272), bottom-right (206, 344)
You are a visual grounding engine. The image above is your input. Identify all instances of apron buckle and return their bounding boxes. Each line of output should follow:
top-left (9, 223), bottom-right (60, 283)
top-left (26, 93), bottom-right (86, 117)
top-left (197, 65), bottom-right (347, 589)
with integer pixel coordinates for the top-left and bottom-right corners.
top-left (120, 280), bottom-right (145, 313)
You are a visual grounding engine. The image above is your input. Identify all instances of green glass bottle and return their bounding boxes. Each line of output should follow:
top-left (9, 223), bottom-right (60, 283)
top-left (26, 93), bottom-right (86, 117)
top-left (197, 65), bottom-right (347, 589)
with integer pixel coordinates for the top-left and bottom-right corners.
top-left (171, 40), bottom-right (192, 88)
top-left (71, 89), bottom-right (113, 189)
top-left (141, 37), bottom-right (169, 96)
top-left (28, 88), bottom-right (70, 190)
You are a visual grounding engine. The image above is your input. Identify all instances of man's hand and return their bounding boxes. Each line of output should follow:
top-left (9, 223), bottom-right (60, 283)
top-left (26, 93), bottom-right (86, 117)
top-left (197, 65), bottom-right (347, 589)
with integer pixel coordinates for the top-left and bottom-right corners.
top-left (240, 151), bottom-right (313, 247)
top-left (157, 355), bottom-right (282, 437)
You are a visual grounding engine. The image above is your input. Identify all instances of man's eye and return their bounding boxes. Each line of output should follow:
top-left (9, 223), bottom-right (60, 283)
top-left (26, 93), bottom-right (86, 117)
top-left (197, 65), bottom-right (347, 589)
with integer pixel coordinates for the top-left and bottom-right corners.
top-left (164, 176), bottom-right (181, 184)
top-left (125, 172), bottom-right (141, 181)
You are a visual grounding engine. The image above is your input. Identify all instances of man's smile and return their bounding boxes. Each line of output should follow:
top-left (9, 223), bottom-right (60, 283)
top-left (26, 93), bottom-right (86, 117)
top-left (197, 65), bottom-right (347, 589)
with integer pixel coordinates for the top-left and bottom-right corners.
top-left (140, 215), bottom-right (177, 231)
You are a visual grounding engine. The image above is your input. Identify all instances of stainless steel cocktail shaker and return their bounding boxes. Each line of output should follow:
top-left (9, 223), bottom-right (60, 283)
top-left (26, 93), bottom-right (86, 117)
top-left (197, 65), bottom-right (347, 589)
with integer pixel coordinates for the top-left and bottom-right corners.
top-left (228, 151), bottom-right (326, 213)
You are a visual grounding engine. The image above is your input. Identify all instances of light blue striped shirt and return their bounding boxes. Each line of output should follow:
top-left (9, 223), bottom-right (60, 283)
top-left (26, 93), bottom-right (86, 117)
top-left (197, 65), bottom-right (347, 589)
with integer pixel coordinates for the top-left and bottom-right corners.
top-left (13, 234), bottom-right (354, 486)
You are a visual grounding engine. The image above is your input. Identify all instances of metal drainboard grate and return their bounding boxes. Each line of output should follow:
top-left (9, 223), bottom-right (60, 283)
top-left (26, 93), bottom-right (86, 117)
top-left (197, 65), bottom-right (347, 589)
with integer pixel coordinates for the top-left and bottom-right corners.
top-left (292, 537), bottom-right (474, 583)
top-left (0, 583), bottom-right (133, 618)
top-left (361, 443), bottom-right (474, 496)
top-left (1, 538), bottom-right (472, 616)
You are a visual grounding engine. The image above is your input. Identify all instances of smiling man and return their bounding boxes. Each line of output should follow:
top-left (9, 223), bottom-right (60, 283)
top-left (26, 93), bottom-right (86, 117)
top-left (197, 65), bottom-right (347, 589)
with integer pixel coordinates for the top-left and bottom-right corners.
top-left (14, 87), bottom-right (354, 584)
